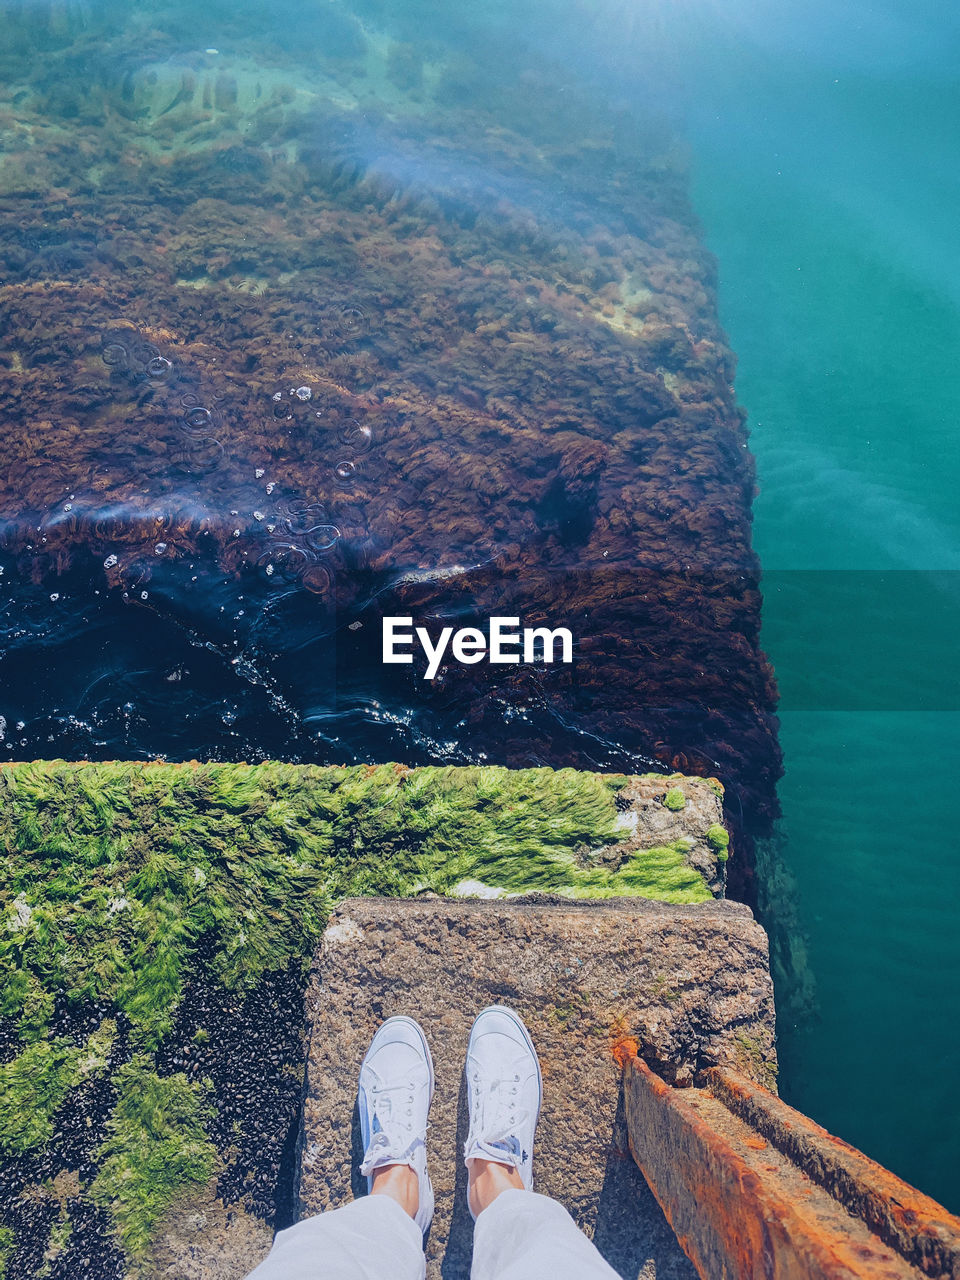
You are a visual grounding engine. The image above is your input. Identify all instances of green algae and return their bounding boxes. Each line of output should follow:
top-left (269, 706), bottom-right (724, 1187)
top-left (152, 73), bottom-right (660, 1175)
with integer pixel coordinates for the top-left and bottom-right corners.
top-left (90, 1057), bottom-right (218, 1257)
top-left (38, 1217), bottom-right (72, 1277)
top-left (734, 1031), bottom-right (778, 1092)
top-left (0, 1017), bottom-right (118, 1157)
top-left (0, 759), bottom-right (715, 1259)
top-left (706, 819), bottom-right (727, 849)
top-left (563, 840), bottom-right (711, 903)
top-left (663, 787), bottom-right (686, 811)
top-left (0, 1226), bottom-right (14, 1279)
top-left (0, 1039), bottom-right (83, 1155)
top-left (706, 822), bottom-right (731, 862)
top-left (0, 761), bottom-right (710, 1042)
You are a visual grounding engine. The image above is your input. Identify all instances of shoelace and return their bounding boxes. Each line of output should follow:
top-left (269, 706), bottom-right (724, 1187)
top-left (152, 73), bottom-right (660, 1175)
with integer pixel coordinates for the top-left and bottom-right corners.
top-left (467, 1066), bottom-right (527, 1160)
top-left (361, 1080), bottom-right (420, 1173)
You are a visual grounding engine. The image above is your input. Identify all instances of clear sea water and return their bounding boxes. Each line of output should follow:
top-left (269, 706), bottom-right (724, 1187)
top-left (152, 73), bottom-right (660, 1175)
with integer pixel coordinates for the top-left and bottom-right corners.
top-left (2, 0), bottom-right (958, 1214)
top-left (675, 0), bottom-right (960, 1210)
top-left (471, 0), bottom-right (960, 1210)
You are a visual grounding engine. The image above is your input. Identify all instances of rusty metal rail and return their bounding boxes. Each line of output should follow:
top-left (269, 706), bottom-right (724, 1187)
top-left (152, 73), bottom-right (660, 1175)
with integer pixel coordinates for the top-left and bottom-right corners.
top-left (624, 1056), bottom-right (960, 1280)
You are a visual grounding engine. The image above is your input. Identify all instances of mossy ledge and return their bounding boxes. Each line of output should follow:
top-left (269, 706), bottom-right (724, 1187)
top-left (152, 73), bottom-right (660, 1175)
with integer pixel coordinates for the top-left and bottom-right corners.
top-left (0, 760), bottom-right (727, 1274)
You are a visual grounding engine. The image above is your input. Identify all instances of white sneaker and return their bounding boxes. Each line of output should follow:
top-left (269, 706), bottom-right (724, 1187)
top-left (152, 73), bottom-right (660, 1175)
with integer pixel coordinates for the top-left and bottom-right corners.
top-left (358, 1016), bottom-right (435, 1234)
top-left (463, 1005), bottom-right (542, 1216)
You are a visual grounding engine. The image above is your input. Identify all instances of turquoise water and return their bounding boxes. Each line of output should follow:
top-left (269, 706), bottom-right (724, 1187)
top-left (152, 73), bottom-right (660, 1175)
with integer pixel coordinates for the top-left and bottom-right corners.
top-left (677, 0), bottom-right (960, 1209)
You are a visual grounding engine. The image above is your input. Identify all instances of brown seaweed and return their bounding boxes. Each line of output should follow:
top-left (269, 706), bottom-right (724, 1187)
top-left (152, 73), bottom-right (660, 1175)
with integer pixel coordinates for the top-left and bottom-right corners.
top-left (0, 14), bottom-right (781, 896)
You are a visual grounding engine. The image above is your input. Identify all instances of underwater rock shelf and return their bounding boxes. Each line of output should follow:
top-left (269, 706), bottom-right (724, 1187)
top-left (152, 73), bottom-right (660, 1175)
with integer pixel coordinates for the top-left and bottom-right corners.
top-left (0, 759), bottom-right (731, 1278)
top-left (0, 3), bottom-right (780, 886)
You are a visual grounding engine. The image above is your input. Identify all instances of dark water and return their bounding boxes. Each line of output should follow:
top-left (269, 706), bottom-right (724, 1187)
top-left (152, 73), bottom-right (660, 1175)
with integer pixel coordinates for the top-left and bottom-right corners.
top-left (0, 0), bottom-right (957, 1211)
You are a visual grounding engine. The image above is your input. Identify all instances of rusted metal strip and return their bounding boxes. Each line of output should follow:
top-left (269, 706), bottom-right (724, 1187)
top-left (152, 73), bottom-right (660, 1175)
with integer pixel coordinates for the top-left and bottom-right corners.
top-left (623, 1056), bottom-right (960, 1279)
top-left (705, 1069), bottom-right (960, 1279)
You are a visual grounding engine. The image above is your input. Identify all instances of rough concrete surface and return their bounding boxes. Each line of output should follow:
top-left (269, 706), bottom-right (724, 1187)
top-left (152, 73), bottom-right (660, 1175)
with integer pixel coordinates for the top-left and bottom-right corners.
top-left (297, 895), bottom-right (777, 1279)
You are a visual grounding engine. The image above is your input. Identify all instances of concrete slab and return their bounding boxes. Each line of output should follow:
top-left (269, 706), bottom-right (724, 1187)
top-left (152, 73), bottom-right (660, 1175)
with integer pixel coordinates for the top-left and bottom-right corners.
top-left (296, 895), bottom-right (776, 1278)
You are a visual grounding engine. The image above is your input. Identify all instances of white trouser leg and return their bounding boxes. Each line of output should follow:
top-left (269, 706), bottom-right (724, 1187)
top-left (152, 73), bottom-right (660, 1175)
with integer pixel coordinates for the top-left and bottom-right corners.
top-left (471, 1188), bottom-right (619, 1280)
top-left (245, 1195), bottom-right (425, 1280)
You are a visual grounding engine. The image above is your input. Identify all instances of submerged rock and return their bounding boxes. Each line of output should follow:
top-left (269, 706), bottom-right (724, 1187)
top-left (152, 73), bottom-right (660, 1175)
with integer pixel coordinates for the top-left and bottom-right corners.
top-left (0, 33), bottom-right (780, 879)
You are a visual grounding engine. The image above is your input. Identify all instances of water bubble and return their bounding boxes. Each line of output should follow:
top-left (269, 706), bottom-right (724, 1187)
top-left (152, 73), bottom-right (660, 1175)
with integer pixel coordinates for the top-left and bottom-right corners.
top-left (272, 391), bottom-right (283, 402)
top-left (280, 500), bottom-right (322, 532)
top-left (180, 392), bottom-right (201, 409)
top-left (102, 343), bottom-right (127, 367)
top-left (233, 529), bottom-right (241, 538)
top-left (63, 502), bottom-right (73, 511)
top-left (253, 510), bottom-right (265, 521)
top-left (257, 543), bottom-right (311, 582)
top-left (131, 341), bottom-right (161, 365)
top-left (182, 406), bottom-right (214, 435)
top-left (104, 554), bottom-right (118, 568)
top-left (173, 438), bottom-right (224, 474)
top-left (294, 386), bottom-right (312, 401)
top-left (50, 592), bottom-right (60, 602)
top-left (255, 468), bottom-right (265, 479)
top-left (273, 402), bottom-right (291, 420)
top-left (276, 505), bottom-right (338, 551)
top-left (265, 563), bottom-right (275, 576)
top-left (140, 590), bottom-right (149, 600)
top-left (337, 419), bottom-right (374, 454)
top-left (301, 563), bottom-right (332, 595)
top-left (334, 460), bottom-right (357, 483)
top-left (311, 526), bottom-right (340, 551)
top-left (147, 355), bottom-right (172, 378)
top-left (155, 543), bottom-right (168, 555)
top-left (337, 304), bottom-right (368, 335)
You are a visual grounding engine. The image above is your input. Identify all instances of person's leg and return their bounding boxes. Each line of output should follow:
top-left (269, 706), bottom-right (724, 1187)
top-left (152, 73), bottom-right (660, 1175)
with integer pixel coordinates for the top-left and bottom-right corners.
top-left (471, 1183), bottom-right (618, 1280)
top-left (463, 1006), bottom-right (618, 1280)
top-left (245, 1016), bottom-right (435, 1280)
top-left (245, 1193), bottom-right (425, 1280)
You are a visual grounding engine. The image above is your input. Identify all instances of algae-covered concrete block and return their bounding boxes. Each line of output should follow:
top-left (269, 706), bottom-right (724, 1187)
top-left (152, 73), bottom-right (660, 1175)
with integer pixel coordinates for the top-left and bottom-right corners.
top-left (298, 895), bottom-right (775, 1278)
